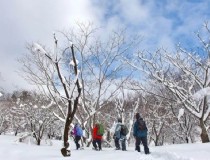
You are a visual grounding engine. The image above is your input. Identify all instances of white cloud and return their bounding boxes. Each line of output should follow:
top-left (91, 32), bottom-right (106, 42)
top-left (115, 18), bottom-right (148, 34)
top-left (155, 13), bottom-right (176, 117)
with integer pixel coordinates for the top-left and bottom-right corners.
top-left (0, 0), bottom-right (209, 92)
top-left (118, 0), bottom-right (150, 23)
top-left (0, 0), bottom-right (100, 92)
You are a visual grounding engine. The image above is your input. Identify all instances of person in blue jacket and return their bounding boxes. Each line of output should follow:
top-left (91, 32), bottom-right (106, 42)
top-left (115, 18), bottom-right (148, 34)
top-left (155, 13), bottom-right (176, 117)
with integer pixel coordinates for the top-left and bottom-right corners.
top-left (133, 113), bottom-right (150, 154)
top-left (72, 123), bottom-right (83, 150)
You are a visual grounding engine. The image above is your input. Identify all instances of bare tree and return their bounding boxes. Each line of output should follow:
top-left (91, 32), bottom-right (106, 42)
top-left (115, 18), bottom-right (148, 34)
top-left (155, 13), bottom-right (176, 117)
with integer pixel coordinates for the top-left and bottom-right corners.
top-left (0, 93), bottom-right (12, 135)
top-left (18, 23), bottom-right (140, 151)
top-left (0, 107), bottom-right (10, 135)
top-left (61, 24), bottom-right (140, 146)
top-left (9, 91), bottom-right (57, 145)
top-left (18, 33), bottom-right (81, 155)
top-left (126, 22), bottom-right (210, 143)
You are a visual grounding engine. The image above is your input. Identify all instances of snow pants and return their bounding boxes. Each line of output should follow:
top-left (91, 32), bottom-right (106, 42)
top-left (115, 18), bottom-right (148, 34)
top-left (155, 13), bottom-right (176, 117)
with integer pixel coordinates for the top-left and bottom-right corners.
top-left (114, 137), bottom-right (126, 151)
top-left (75, 136), bottom-right (81, 149)
top-left (135, 136), bottom-right (149, 154)
top-left (92, 139), bottom-right (102, 150)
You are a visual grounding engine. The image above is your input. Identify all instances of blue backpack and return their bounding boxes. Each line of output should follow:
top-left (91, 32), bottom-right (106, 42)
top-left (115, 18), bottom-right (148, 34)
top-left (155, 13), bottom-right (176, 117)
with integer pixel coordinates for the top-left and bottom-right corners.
top-left (76, 126), bottom-right (83, 136)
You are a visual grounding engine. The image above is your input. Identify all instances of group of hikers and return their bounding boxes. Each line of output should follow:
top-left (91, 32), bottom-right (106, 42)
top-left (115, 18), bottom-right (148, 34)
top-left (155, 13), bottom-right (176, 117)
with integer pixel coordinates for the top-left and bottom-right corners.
top-left (70, 112), bottom-right (150, 154)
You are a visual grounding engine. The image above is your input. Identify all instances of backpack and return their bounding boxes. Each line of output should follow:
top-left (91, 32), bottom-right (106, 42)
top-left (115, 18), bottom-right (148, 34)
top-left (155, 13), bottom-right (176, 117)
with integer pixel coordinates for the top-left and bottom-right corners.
top-left (76, 126), bottom-right (83, 136)
top-left (138, 119), bottom-right (146, 131)
top-left (97, 124), bottom-right (105, 136)
top-left (120, 125), bottom-right (129, 136)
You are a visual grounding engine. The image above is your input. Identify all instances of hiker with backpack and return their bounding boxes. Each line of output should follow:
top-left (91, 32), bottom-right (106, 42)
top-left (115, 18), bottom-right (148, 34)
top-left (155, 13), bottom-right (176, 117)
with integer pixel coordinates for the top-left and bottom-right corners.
top-left (92, 123), bottom-right (104, 151)
top-left (133, 113), bottom-right (150, 154)
top-left (72, 123), bottom-right (83, 150)
top-left (113, 118), bottom-right (128, 151)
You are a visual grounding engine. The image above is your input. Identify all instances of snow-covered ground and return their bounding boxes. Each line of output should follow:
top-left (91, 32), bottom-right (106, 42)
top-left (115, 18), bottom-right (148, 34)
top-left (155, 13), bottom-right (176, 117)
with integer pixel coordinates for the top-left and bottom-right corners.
top-left (0, 135), bottom-right (210, 160)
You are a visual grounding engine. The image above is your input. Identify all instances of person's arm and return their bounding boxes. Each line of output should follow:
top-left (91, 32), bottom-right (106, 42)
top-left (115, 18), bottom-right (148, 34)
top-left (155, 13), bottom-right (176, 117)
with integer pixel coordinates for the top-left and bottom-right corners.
top-left (92, 127), bottom-right (96, 139)
top-left (115, 124), bottom-right (121, 132)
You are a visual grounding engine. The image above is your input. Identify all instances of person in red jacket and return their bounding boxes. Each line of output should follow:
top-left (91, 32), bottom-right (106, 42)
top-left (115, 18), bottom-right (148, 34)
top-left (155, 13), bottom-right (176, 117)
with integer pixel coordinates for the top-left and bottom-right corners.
top-left (92, 123), bottom-right (102, 151)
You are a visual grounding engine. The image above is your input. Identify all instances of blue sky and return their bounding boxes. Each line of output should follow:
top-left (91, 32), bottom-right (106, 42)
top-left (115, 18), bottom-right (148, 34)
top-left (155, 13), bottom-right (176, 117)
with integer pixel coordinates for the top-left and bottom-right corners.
top-left (0, 0), bottom-right (210, 92)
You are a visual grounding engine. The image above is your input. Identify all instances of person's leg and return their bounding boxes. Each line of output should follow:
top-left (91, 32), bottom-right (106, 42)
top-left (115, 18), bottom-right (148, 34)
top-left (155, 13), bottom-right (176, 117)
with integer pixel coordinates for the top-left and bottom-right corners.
top-left (75, 136), bottom-right (81, 149)
top-left (135, 137), bottom-right (141, 152)
top-left (92, 139), bottom-right (98, 150)
top-left (75, 136), bottom-right (79, 149)
top-left (121, 139), bottom-right (126, 151)
top-left (97, 139), bottom-right (102, 150)
top-left (78, 136), bottom-right (81, 148)
top-left (141, 137), bottom-right (150, 154)
top-left (114, 137), bottom-right (120, 149)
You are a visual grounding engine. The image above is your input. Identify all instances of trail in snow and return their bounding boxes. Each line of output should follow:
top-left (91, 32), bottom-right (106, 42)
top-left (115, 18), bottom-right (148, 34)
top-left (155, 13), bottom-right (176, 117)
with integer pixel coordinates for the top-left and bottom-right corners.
top-left (0, 135), bottom-right (209, 160)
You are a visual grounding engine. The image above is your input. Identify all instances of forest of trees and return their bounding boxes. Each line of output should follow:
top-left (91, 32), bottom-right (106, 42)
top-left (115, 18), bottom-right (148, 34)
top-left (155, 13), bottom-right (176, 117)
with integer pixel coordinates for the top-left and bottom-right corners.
top-left (0, 22), bottom-right (210, 155)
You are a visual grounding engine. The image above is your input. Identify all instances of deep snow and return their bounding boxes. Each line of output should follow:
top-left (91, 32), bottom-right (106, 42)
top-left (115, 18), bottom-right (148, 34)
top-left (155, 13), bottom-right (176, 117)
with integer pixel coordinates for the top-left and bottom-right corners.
top-left (0, 135), bottom-right (210, 160)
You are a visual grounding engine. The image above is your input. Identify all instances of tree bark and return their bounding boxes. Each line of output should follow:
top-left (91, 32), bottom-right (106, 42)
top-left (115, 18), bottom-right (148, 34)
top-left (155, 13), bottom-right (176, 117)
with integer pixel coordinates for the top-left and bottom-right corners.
top-left (200, 119), bottom-right (209, 143)
top-left (37, 138), bottom-right (41, 145)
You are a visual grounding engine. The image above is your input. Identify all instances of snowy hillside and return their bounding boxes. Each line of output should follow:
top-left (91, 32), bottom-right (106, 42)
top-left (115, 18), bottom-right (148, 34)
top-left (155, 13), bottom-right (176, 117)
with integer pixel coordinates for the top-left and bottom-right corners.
top-left (0, 135), bottom-right (210, 160)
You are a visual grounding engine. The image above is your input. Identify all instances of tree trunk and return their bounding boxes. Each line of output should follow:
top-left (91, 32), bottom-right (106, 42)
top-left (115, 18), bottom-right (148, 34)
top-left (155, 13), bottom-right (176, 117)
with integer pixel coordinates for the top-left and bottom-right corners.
top-left (62, 109), bottom-right (71, 156)
top-left (37, 138), bottom-right (41, 145)
top-left (15, 129), bottom-right (18, 136)
top-left (155, 137), bottom-right (159, 146)
top-left (161, 135), bottom-right (164, 146)
top-left (200, 119), bottom-right (209, 143)
top-left (106, 130), bottom-right (111, 142)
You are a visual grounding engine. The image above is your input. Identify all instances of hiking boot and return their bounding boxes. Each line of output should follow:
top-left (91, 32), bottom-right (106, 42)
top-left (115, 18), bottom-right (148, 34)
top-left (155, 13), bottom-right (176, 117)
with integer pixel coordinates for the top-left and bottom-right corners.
top-left (135, 146), bottom-right (140, 152)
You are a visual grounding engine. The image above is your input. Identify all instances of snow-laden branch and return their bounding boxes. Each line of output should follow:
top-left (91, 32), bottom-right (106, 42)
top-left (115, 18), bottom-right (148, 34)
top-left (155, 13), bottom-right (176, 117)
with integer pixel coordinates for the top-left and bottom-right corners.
top-left (32, 43), bottom-right (47, 55)
top-left (192, 87), bottom-right (210, 101)
top-left (177, 108), bottom-right (184, 121)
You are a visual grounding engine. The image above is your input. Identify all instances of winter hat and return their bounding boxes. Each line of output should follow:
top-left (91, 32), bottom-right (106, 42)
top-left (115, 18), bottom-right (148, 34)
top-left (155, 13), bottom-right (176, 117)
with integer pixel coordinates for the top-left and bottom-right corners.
top-left (136, 113), bottom-right (141, 119)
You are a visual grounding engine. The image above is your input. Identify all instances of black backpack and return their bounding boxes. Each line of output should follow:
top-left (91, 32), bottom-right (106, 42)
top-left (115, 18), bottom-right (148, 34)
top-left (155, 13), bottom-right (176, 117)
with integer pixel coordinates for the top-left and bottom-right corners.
top-left (120, 125), bottom-right (129, 136)
top-left (138, 119), bottom-right (146, 130)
